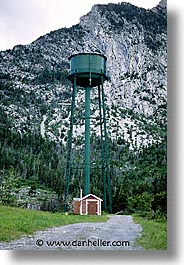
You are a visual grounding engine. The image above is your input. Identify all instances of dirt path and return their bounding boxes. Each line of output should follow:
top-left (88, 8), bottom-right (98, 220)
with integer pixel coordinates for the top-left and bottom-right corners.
top-left (0, 215), bottom-right (143, 250)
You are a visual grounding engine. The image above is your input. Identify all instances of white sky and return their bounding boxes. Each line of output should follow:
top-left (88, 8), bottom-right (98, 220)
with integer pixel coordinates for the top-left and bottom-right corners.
top-left (0, 0), bottom-right (160, 51)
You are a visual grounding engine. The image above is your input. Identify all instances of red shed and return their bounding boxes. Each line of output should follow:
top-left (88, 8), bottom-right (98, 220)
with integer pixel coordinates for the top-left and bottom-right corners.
top-left (73, 194), bottom-right (103, 215)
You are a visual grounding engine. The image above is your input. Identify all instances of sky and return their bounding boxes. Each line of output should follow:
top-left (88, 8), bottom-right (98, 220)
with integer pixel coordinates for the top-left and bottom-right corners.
top-left (0, 0), bottom-right (161, 51)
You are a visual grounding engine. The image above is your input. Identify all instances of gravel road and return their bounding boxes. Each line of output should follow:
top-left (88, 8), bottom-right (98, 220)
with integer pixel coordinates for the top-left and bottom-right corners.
top-left (0, 215), bottom-right (143, 250)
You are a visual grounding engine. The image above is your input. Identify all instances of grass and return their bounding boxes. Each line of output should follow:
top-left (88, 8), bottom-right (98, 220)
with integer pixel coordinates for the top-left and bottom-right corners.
top-left (133, 214), bottom-right (167, 250)
top-left (0, 205), bottom-right (108, 242)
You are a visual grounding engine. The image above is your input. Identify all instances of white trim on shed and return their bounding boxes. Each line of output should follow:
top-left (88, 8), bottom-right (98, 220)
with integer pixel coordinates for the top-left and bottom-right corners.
top-left (79, 194), bottom-right (103, 215)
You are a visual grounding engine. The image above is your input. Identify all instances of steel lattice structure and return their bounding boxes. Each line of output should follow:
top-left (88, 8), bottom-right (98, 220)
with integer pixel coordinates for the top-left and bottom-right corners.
top-left (64, 53), bottom-right (112, 213)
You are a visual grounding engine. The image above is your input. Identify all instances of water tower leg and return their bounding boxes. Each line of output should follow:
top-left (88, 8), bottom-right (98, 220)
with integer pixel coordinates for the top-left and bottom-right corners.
top-left (84, 86), bottom-right (91, 195)
top-left (101, 78), bottom-right (112, 213)
top-left (98, 85), bottom-right (107, 211)
top-left (64, 75), bottom-right (76, 211)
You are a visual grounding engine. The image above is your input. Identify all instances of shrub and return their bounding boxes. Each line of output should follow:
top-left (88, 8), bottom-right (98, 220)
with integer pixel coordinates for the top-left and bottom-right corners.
top-left (127, 191), bottom-right (154, 215)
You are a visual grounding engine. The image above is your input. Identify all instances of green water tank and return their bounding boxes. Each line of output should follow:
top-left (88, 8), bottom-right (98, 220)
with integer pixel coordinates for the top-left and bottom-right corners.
top-left (68, 53), bottom-right (108, 87)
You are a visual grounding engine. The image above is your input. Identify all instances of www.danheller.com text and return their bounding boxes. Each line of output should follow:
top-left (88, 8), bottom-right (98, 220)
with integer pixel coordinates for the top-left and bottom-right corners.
top-left (36, 238), bottom-right (130, 248)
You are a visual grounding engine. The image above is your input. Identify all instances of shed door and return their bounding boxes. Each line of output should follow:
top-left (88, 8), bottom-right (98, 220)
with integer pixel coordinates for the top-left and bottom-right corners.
top-left (88, 201), bottom-right (98, 215)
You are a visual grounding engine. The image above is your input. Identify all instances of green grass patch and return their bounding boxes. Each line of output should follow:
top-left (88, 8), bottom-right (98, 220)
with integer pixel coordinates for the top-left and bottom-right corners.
top-left (0, 205), bottom-right (108, 242)
top-left (133, 214), bottom-right (167, 250)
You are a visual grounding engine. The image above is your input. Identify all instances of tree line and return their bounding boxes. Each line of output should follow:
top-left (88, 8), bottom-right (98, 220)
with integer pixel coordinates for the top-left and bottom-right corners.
top-left (0, 106), bottom-right (166, 220)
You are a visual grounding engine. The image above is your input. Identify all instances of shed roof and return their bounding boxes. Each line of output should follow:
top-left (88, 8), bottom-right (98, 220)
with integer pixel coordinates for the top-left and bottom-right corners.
top-left (80, 193), bottom-right (103, 201)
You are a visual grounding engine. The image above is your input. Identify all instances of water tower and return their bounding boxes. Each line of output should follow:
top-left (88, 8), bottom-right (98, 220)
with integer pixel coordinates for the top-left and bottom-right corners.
top-left (64, 53), bottom-right (112, 212)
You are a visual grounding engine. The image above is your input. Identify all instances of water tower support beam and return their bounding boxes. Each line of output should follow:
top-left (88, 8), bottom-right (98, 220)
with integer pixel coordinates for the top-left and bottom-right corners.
top-left (98, 84), bottom-right (107, 211)
top-left (64, 75), bottom-right (76, 211)
top-left (101, 77), bottom-right (112, 213)
top-left (84, 86), bottom-right (91, 195)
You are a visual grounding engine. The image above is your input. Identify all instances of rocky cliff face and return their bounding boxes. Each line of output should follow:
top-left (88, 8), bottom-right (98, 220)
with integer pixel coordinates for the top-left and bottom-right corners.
top-left (0, 0), bottom-right (167, 150)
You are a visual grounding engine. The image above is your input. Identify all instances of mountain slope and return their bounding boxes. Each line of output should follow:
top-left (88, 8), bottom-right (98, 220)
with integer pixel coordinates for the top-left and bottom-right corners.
top-left (0, 0), bottom-right (167, 146)
top-left (0, 1), bottom-right (167, 213)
